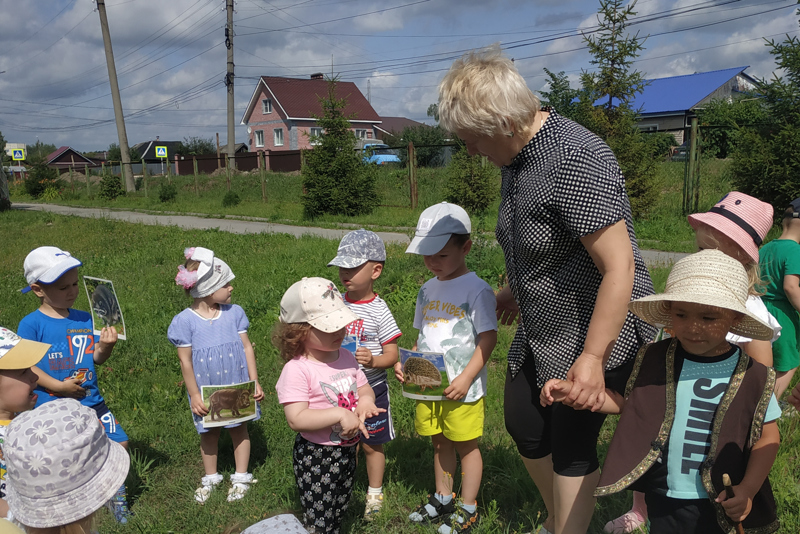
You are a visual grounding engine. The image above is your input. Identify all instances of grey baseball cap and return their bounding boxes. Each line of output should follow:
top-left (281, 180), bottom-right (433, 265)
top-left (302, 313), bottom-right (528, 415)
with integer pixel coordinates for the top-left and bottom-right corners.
top-left (328, 229), bottom-right (387, 269)
top-left (406, 202), bottom-right (471, 255)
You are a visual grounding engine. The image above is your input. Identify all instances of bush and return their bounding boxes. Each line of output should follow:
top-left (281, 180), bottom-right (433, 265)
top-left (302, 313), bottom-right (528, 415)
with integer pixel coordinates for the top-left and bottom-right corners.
top-left (135, 176), bottom-right (144, 191)
top-left (24, 162), bottom-right (63, 199)
top-left (648, 132), bottom-right (677, 159)
top-left (444, 146), bottom-right (499, 215)
top-left (302, 78), bottom-right (379, 218)
top-left (40, 185), bottom-right (62, 202)
top-left (222, 191), bottom-right (241, 207)
top-left (98, 173), bottom-right (125, 201)
top-left (159, 183), bottom-right (178, 203)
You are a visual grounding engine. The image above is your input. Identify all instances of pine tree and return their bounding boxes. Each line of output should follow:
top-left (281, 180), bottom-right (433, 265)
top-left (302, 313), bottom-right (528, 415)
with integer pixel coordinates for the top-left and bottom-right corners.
top-left (575, 0), bottom-right (659, 218)
top-left (540, 68), bottom-right (580, 120)
top-left (729, 29), bottom-right (800, 213)
top-left (301, 78), bottom-right (379, 218)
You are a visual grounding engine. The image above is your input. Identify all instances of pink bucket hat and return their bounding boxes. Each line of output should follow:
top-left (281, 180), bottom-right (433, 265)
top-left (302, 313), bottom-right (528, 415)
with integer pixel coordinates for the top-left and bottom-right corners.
top-left (687, 192), bottom-right (773, 263)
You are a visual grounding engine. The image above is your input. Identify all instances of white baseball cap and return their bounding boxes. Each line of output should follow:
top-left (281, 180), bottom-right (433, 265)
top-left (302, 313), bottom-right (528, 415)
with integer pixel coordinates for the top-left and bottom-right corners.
top-left (0, 326), bottom-right (50, 370)
top-left (279, 277), bottom-right (358, 333)
top-left (21, 246), bottom-right (82, 294)
top-left (406, 202), bottom-right (471, 255)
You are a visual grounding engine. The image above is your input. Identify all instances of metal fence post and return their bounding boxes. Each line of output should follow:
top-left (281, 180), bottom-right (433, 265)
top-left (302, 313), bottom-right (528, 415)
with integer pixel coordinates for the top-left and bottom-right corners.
top-left (142, 159), bottom-right (148, 197)
top-left (193, 157), bottom-right (199, 197)
top-left (260, 151), bottom-right (267, 203)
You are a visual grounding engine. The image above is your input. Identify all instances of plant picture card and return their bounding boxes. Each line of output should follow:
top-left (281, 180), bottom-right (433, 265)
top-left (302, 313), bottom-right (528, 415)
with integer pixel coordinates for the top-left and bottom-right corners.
top-left (399, 347), bottom-right (451, 401)
top-left (341, 334), bottom-right (358, 356)
top-left (82, 276), bottom-right (127, 340)
top-left (201, 380), bottom-right (257, 428)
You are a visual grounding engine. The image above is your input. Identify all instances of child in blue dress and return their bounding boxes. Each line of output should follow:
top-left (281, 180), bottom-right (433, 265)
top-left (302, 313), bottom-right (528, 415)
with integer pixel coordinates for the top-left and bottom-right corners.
top-left (168, 247), bottom-right (264, 504)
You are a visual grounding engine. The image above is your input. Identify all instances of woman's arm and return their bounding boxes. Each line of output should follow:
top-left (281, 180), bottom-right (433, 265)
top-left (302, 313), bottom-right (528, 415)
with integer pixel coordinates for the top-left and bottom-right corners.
top-left (566, 219), bottom-right (635, 411)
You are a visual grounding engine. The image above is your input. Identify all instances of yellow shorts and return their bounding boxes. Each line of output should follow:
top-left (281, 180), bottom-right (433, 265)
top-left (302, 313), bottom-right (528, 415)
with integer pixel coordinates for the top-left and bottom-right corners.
top-left (414, 398), bottom-right (485, 442)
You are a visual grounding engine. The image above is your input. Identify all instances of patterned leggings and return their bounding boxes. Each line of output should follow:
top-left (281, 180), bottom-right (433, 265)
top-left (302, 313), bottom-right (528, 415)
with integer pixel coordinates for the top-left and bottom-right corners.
top-left (292, 434), bottom-right (357, 534)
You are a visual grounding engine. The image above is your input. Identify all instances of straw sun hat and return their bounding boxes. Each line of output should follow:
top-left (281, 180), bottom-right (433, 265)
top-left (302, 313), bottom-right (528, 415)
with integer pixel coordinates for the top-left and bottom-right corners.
top-left (629, 249), bottom-right (774, 341)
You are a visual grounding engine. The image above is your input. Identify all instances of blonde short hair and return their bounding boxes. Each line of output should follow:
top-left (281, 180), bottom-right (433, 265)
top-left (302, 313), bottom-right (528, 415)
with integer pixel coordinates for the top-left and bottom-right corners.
top-left (438, 44), bottom-right (541, 138)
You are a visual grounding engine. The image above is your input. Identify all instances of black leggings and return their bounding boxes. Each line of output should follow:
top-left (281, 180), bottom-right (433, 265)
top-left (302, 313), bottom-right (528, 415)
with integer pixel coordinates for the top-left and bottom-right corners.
top-left (292, 434), bottom-right (357, 534)
top-left (504, 357), bottom-right (634, 476)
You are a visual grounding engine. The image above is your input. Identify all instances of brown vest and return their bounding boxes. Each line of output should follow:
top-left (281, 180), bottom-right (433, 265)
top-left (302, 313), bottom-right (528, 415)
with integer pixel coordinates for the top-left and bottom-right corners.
top-left (596, 339), bottom-right (779, 534)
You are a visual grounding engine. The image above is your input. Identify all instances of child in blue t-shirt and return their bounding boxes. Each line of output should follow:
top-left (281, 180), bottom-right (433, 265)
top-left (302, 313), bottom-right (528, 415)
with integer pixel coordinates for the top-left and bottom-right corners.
top-left (16, 246), bottom-right (130, 523)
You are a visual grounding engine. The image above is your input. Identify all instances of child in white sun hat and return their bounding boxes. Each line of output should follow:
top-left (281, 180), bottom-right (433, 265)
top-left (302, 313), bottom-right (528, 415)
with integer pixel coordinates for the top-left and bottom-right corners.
top-left (4, 398), bottom-right (130, 533)
top-left (541, 250), bottom-right (781, 534)
top-left (0, 327), bottom-right (50, 527)
top-left (273, 277), bottom-right (383, 534)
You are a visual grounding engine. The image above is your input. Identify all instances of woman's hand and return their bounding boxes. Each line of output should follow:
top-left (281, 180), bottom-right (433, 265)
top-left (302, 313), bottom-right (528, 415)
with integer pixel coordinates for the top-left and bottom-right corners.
top-left (564, 352), bottom-right (606, 411)
top-left (496, 286), bottom-right (520, 325)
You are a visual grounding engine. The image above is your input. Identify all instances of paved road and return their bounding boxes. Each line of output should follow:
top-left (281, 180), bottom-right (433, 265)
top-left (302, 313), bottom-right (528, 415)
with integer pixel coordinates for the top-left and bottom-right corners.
top-left (13, 203), bottom-right (688, 266)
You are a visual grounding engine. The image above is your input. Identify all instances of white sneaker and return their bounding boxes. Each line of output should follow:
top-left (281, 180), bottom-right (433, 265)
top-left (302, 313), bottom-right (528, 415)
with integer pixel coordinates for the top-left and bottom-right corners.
top-left (364, 493), bottom-right (384, 520)
top-left (227, 472), bottom-right (257, 502)
top-left (194, 473), bottom-right (223, 504)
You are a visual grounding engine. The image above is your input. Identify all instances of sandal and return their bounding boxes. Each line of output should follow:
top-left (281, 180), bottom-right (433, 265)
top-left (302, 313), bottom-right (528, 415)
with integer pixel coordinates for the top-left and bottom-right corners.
top-left (439, 508), bottom-right (479, 534)
top-left (194, 473), bottom-right (223, 504)
top-left (409, 493), bottom-right (456, 523)
top-left (227, 472), bottom-right (257, 502)
top-left (364, 493), bottom-right (384, 521)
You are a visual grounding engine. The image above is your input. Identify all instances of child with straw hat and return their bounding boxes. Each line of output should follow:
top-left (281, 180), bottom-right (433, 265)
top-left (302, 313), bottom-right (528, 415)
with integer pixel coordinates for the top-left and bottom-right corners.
top-left (541, 250), bottom-right (781, 533)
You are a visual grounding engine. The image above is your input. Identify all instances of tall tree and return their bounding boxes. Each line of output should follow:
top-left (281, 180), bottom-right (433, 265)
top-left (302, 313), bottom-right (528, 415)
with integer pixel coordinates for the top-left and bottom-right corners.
top-left (302, 78), bottom-right (379, 218)
top-left (540, 68), bottom-right (579, 120)
top-left (729, 28), bottom-right (800, 213)
top-left (178, 136), bottom-right (217, 156)
top-left (108, 143), bottom-right (140, 162)
top-left (575, 0), bottom-right (658, 218)
top-left (26, 140), bottom-right (58, 165)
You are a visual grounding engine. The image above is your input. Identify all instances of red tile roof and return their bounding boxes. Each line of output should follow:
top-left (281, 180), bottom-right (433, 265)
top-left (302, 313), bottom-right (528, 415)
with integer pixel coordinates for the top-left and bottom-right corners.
top-left (242, 76), bottom-right (381, 124)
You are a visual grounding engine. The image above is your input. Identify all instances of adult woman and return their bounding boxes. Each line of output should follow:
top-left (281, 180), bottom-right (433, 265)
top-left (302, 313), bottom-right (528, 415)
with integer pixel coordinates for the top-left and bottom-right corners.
top-left (438, 46), bottom-right (656, 534)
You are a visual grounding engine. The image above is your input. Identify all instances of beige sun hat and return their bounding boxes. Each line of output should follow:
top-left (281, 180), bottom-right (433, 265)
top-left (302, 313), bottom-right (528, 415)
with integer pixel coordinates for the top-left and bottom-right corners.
top-left (628, 249), bottom-right (774, 341)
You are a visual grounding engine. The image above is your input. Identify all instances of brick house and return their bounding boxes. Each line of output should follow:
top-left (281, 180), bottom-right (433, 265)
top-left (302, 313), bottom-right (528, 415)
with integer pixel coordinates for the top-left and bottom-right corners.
top-left (240, 74), bottom-right (383, 152)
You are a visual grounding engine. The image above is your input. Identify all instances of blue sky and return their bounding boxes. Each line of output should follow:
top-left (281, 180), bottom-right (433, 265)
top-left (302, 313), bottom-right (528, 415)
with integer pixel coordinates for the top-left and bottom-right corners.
top-left (0, 0), bottom-right (797, 152)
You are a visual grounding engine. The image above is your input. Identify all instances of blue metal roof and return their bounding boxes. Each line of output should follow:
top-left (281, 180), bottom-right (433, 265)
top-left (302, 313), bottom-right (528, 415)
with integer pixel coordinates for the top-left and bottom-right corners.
top-left (594, 66), bottom-right (751, 115)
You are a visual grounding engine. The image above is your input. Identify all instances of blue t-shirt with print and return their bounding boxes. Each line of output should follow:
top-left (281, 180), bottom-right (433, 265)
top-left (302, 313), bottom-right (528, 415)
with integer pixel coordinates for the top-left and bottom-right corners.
top-left (666, 344), bottom-right (781, 499)
top-left (17, 309), bottom-right (104, 408)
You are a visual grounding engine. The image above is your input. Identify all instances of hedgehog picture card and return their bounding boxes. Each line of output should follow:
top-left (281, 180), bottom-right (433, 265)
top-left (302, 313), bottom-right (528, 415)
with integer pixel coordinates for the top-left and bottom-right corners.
top-left (399, 347), bottom-right (451, 401)
top-left (82, 276), bottom-right (127, 340)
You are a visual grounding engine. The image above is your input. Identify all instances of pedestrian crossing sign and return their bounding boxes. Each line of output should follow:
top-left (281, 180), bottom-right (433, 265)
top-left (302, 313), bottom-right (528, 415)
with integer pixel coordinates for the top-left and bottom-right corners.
top-left (12, 149), bottom-right (25, 161)
top-left (156, 146), bottom-right (167, 158)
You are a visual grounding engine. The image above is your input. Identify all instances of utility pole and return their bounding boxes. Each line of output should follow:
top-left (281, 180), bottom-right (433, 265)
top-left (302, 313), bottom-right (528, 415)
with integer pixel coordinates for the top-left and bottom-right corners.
top-left (96, 0), bottom-right (134, 192)
top-left (225, 0), bottom-right (235, 170)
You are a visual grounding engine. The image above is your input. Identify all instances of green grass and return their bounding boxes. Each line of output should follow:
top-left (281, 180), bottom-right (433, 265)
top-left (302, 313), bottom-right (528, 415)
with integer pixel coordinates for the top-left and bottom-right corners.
top-left (1, 210), bottom-right (798, 533)
top-left (10, 159), bottom-right (762, 253)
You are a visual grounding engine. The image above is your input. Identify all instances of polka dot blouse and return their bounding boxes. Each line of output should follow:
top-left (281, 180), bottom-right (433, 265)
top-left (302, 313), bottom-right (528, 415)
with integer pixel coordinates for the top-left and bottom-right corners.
top-left (496, 108), bottom-right (657, 386)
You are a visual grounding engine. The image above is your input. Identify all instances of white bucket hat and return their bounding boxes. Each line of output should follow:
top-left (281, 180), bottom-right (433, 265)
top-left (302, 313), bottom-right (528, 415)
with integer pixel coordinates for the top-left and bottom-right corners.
top-left (4, 398), bottom-right (130, 528)
top-left (280, 277), bottom-right (358, 333)
top-left (629, 249), bottom-right (774, 341)
top-left (175, 247), bottom-right (235, 298)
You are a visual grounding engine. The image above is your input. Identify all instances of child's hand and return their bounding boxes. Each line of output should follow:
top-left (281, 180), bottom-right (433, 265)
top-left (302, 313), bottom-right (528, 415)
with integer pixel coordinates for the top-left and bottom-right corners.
top-left (444, 374), bottom-right (471, 401)
top-left (789, 382), bottom-right (800, 411)
top-left (253, 382), bottom-right (265, 402)
top-left (393, 362), bottom-right (404, 383)
top-left (190, 393), bottom-right (209, 417)
top-left (540, 379), bottom-right (573, 406)
top-left (355, 347), bottom-right (374, 368)
top-left (57, 378), bottom-right (87, 399)
top-left (355, 401), bottom-right (386, 422)
top-left (715, 485), bottom-right (753, 523)
top-left (339, 408), bottom-right (368, 440)
top-left (98, 326), bottom-right (118, 350)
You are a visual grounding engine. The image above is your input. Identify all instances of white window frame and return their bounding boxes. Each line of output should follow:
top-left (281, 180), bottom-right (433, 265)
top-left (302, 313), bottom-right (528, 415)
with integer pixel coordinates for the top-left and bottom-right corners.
top-left (262, 98), bottom-right (272, 114)
top-left (310, 127), bottom-right (323, 145)
top-left (274, 128), bottom-right (284, 147)
top-left (354, 128), bottom-right (368, 139)
top-left (254, 130), bottom-right (264, 148)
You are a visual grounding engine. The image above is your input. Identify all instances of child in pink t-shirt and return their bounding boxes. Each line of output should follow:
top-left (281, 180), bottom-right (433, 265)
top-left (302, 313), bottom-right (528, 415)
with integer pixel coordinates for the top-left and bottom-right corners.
top-left (274, 277), bottom-right (383, 534)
